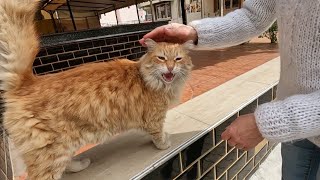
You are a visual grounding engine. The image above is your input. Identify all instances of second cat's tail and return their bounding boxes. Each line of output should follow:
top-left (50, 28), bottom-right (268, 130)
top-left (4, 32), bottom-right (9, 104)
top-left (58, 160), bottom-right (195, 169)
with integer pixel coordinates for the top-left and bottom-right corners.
top-left (0, 0), bottom-right (39, 91)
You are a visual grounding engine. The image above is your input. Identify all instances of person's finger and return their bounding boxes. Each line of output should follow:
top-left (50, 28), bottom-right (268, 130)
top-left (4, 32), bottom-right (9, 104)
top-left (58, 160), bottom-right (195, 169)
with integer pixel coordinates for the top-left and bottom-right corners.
top-left (139, 26), bottom-right (168, 46)
top-left (221, 129), bottom-right (231, 141)
top-left (163, 25), bottom-right (177, 37)
top-left (143, 26), bottom-right (166, 40)
top-left (235, 144), bottom-right (244, 150)
top-left (139, 38), bottom-right (147, 46)
top-left (227, 139), bottom-right (237, 147)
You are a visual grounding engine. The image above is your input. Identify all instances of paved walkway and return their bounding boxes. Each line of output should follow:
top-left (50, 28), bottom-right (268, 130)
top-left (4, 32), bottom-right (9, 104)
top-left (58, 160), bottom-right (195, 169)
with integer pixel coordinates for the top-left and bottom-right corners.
top-left (15, 37), bottom-right (279, 180)
top-left (250, 144), bottom-right (282, 180)
top-left (181, 38), bottom-right (279, 103)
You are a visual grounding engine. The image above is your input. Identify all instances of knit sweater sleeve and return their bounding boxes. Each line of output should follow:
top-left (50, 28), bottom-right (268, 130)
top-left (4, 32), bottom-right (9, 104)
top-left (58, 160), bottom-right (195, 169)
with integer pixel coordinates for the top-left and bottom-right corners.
top-left (254, 90), bottom-right (320, 142)
top-left (188, 0), bottom-right (276, 48)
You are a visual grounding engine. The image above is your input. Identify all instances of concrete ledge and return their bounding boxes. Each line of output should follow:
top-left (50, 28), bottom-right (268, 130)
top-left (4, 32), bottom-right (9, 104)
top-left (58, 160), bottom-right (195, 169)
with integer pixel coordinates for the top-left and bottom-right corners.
top-left (61, 57), bottom-right (280, 180)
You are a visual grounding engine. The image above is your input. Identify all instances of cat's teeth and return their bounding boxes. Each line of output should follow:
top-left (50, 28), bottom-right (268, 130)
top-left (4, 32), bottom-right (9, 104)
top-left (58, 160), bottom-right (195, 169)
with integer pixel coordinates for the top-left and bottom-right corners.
top-left (162, 72), bottom-right (175, 82)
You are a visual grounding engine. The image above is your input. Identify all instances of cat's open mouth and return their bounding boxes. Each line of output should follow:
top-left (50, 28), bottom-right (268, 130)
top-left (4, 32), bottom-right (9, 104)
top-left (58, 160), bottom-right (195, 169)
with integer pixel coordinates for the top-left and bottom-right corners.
top-left (162, 72), bottom-right (175, 83)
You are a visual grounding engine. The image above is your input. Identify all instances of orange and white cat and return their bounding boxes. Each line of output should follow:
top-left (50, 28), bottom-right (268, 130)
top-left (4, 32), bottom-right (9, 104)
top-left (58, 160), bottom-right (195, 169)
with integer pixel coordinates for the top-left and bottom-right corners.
top-left (0, 0), bottom-right (193, 179)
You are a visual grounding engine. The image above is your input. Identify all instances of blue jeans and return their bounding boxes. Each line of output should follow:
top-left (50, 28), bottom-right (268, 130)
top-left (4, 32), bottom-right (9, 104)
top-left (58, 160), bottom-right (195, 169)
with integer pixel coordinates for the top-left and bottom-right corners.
top-left (281, 139), bottom-right (320, 180)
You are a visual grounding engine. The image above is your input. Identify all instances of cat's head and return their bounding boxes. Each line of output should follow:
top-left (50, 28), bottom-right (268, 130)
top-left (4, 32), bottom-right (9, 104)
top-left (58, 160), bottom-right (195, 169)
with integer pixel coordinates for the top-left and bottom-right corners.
top-left (139, 39), bottom-right (194, 90)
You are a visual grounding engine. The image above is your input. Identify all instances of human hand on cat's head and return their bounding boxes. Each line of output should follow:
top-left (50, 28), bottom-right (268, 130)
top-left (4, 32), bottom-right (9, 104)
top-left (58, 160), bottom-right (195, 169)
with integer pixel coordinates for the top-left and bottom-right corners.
top-left (139, 23), bottom-right (198, 46)
top-left (144, 38), bottom-right (195, 52)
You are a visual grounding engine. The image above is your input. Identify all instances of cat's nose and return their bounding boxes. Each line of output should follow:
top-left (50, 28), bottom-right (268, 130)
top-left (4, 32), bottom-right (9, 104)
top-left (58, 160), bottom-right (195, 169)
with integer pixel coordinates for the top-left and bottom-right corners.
top-left (167, 67), bottom-right (174, 72)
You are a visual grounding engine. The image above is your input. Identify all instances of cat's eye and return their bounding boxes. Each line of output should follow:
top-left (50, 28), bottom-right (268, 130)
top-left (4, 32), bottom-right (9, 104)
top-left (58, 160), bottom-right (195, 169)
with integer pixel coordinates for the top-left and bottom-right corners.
top-left (175, 57), bottom-right (182, 61)
top-left (157, 56), bottom-right (166, 61)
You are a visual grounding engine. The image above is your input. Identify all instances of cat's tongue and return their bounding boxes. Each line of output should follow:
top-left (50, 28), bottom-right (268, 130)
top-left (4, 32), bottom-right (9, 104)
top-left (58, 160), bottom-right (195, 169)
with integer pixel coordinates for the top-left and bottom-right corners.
top-left (162, 72), bottom-right (175, 82)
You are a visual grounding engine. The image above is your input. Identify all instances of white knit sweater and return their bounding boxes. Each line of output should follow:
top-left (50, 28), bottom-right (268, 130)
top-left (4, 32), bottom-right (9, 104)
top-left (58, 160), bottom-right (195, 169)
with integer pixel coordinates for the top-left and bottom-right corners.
top-left (189, 0), bottom-right (320, 147)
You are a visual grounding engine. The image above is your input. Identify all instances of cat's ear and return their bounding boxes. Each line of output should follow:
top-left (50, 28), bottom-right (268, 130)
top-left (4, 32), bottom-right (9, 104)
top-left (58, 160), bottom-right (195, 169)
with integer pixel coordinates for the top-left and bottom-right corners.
top-left (182, 40), bottom-right (195, 51)
top-left (144, 38), bottom-right (157, 52)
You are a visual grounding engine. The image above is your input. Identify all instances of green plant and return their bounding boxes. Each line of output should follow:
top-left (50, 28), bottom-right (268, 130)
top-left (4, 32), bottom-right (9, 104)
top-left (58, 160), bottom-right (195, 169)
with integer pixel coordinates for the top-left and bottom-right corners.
top-left (259, 21), bottom-right (278, 43)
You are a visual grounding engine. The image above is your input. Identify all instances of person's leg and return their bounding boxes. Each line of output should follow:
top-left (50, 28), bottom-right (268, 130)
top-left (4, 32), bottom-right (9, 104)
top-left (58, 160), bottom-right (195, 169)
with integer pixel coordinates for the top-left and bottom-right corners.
top-left (281, 139), bottom-right (320, 180)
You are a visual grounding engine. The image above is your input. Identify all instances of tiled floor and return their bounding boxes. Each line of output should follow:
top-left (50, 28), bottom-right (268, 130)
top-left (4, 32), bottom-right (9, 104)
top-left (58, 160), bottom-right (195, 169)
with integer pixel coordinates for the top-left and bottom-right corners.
top-left (14, 37), bottom-right (279, 180)
top-left (250, 144), bottom-right (282, 180)
top-left (181, 37), bottom-right (279, 102)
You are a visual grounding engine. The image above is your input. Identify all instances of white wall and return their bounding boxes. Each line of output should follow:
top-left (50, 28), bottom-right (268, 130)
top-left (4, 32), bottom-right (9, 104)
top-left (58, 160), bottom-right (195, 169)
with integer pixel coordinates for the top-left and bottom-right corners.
top-left (187, 12), bottom-right (201, 23)
top-left (100, 11), bottom-right (117, 26)
top-left (100, 5), bottom-right (146, 26)
top-left (117, 5), bottom-right (139, 23)
top-left (202, 0), bottom-right (214, 18)
top-left (170, 0), bottom-right (182, 23)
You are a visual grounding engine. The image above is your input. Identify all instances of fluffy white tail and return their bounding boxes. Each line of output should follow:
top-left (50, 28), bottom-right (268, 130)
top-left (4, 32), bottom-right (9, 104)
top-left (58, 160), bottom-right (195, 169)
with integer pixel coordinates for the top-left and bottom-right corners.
top-left (0, 0), bottom-right (39, 91)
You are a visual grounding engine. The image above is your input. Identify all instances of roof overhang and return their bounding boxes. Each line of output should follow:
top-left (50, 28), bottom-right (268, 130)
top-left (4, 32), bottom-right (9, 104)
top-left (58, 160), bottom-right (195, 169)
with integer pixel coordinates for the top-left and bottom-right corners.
top-left (42, 0), bottom-right (150, 14)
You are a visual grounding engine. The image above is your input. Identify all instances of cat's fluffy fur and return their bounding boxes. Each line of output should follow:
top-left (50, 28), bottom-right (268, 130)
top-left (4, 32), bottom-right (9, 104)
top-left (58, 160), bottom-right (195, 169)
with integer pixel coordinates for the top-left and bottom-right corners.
top-left (0, 0), bottom-right (193, 179)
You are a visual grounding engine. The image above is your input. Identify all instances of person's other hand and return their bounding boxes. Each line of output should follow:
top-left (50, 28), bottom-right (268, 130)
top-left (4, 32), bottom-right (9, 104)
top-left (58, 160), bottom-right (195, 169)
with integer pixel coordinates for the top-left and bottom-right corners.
top-left (139, 23), bottom-right (198, 46)
top-left (221, 113), bottom-right (264, 150)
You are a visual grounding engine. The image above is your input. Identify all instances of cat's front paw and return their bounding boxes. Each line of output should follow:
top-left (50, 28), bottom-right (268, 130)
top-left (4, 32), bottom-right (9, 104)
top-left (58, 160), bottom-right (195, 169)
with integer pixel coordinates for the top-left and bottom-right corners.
top-left (65, 158), bottom-right (91, 173)
top-left (153, 133), bottom-right (171, 150)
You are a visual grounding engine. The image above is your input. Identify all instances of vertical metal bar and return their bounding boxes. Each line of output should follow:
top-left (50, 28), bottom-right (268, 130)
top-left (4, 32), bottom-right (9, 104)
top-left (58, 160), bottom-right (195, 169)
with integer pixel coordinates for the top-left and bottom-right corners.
top-left (179, 152), bottom-right (183, 172)
top-left (49, 11), bottom-right (58, 33)
top-left (66, 0), bottom-right (77, 31)
top-left (85, 17), bottom-right (89, 29)
top-left (180, 0), bottom-right (187, 24)
top-left (201, 0), bottom-right (203, 18)
top-left (220, 0), bottom-right (224, 16)
top-left (197, 161), bottom-right (201, 178)
top-left (135, 0), bottom-right (141, 24)
top-left (150, 0), bottom-right (155, 22)
top-left (55, 11), bottom-right (64, 32)
top-left (113, 4), bottom-right (119, 25)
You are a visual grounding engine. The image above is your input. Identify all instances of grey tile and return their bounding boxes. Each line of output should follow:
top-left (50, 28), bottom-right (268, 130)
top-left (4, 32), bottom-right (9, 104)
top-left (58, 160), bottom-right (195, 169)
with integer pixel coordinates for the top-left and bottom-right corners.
top-left (92, 39), bottom-right (106, 47)
top-left (52, 61), bottom-right (69, 70)
top-left (254, 145), bottom-right (267, 165)
top-left (33, 58), bottom-right (41, 66)
top-left (216, 149), bottom-right (237, 178)
top-left (201, 142), bottom-right (225, 174)
top-left (181, 135), bottom-right (206, 170)
top-left (258, 89), bottom-right (273, 105)
top-left (200, 170), bottom-right (215, 180)
top-left (36, 48), bottom-right (47, 57)
top-left (58, 53), bottom-right (74, 61)
top-left (41, 55), bottom-right (58, 64)
top-left (68, 58), bottom-right (83, 66)
top-left (46, 45), bottom-right (64, 55)
top-left (88, 48), bottom-right (102, 55)
top-left (142, 154), bottom-right (181, 180)
top-left (215, 114), bottom-right (237, 144)
top-left (228, 154), bottom-right (246, 180)
top-left (237, 160), bottom-right (254, 180)
top-left (34, 64), bottom-right (53, 74)
top-left (63, 43), bottom-right (79, 52)
top-left (273, 85), bottom-right (277, 100)
top-left (239, 100), bottom-right (257, 116)
top-left (175, 163), bottom-right (198, 180)
top-left (79, 41), bottom-right (93, 49)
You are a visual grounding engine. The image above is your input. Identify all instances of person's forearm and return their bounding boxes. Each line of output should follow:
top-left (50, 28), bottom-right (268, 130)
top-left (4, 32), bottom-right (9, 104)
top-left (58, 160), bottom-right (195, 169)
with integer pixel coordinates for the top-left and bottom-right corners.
top-left (189, 0), bottom-right (276, 48)
top-left (254, 90), bottom-right (320, 142)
